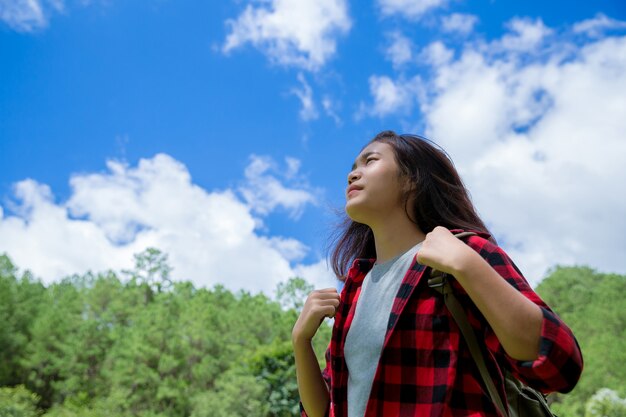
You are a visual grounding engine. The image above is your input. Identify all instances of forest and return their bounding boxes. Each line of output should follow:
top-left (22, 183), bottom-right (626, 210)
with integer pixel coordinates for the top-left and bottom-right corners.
top-left (0, 248), bottom-right (624, 417)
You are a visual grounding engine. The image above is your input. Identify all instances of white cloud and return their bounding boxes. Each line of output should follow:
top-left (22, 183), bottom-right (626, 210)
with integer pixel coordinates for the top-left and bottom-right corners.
top-left (385, 31), bottom-right (413, 68)
top-left (285, 156), bottom-right (301, 179)
top-left (0, 0), bottom-right (60, 31)
top-left (363, 75), bottom-right (420, 117)
top-left (239, 154), bottom-right (319, 219)
top-left (293, 259), bottom-right (338, 291)
top-left (573, 13), bottom-right (626, 38)
top-left (222, 0), bottom-right (351, 70)
top-left (267, 236), bottom-right (309, 262)
top-left (0, 154), bottom-right (329, 294)
top-left (497, 17), bottom-right (552, 52)
top-left (0, 0), bottom-right (99, 32)
top-left (416, 22), bottom-right (626, 283)
top-left (441, 13), bottom-right (478, 35)
top-left (361, 17), bottom-right (626, 283)
top-left (322, 96), bottom-right (342, 125)
top-left (378, 0), bottom-right (446, 19)
top-left (292, 73), bottom-right (318, 121)
top-left (418, 41), bottom-right (453, 67)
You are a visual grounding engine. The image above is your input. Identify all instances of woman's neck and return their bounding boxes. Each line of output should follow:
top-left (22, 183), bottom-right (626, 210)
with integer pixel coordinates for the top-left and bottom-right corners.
top-left (370, 213), bottom-right (425, 264)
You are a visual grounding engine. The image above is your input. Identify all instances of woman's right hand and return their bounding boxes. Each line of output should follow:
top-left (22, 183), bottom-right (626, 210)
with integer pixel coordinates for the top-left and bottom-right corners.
top-left (292, 288), bottom-right (341, 344)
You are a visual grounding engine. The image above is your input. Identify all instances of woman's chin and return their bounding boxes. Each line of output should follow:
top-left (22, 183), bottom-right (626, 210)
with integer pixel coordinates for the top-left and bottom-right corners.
top-left (345, 204), bottom-right (367, 224)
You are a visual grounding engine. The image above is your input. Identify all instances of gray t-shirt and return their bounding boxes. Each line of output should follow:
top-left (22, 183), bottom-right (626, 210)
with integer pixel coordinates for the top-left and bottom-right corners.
top-left (344, 242), bottom-right (422, 417)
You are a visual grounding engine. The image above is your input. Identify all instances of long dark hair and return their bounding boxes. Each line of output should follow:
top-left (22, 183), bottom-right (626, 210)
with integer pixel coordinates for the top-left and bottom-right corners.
top-left (329, 130), bottom-right (493, 279)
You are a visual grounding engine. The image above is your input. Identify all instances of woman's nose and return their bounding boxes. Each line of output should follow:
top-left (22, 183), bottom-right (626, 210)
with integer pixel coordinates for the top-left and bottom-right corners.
top-left (348, 170), bottom-right (360, 184)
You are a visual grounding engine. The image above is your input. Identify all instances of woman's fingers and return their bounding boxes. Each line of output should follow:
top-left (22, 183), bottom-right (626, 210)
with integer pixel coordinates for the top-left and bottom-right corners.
top-left (316, 287), bottom-right (339, 293)
top-left (293, 288), bottom-right (341, 341)
top-left (310, 294), bottom-right (340, 315)
top-left (312, 304), bottom-right (339, 318)
top-left (313, 290), bottom-right (341, 300)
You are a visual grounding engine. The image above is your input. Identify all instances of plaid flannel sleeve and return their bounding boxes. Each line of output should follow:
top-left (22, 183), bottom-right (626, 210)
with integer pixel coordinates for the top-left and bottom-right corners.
top-left (472, 237), bottom-right (584, 394)
top-left (300, 346), bottom-right (332, 417)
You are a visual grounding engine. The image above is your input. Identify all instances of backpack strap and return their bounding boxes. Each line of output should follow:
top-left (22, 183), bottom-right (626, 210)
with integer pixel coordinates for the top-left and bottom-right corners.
top-left (427, 231), bottom-right (509, 417)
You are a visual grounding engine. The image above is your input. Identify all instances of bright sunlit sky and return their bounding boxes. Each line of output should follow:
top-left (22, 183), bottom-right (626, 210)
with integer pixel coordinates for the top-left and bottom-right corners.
top-left (1, 0), bottom-right (625, 294)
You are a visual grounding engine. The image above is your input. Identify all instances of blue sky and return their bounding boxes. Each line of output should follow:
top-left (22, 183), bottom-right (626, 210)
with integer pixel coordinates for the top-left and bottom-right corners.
top-left (1, 0), bottom-right (625, 293)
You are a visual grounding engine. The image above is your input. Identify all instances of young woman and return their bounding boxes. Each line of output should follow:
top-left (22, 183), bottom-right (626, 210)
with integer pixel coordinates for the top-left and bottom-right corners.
top-left (292, 131), bottom-right (583, 417)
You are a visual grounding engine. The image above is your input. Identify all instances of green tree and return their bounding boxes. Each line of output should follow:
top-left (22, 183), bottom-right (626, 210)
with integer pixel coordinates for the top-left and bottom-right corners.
top-left (21, 280), bottom-right (84, 408)
top-left (102, 286), bottom-right (188, 416)
top-left (1, 252), bottom-right (334, 417)
top-left (0, 255), bottom-right (46, 387)
top-left (275, 277), bottom-right (314, 312)
top-left (536, 266), bottom-right (626, 416)
top-left (585, 388), bottom-right (626, 417)
top-left (0, 385), bottom-right (41, 417)
top-left (190, 367), bottom-right (268, 417)
top-left (124, 248), bottom-right (173, 294)
top-left (52, 272), bottom-right (123, 408)
top-left (249, 341), bottom-right (299, 417)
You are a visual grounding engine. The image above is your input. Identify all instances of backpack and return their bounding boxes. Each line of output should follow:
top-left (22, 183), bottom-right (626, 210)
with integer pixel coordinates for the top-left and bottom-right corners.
top-left (427, 231), bottom-right (556, 417)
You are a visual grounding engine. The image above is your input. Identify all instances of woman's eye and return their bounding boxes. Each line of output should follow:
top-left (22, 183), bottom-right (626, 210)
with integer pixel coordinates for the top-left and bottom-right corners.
top-left (366, 158), bottom-right (376, 164)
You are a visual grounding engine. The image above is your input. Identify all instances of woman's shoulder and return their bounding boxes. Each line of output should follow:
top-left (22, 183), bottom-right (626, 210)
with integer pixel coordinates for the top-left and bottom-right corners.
top-left (450, 229), bottom-right (499, 253)
top-left (452, 229), bottom-right (520, 271)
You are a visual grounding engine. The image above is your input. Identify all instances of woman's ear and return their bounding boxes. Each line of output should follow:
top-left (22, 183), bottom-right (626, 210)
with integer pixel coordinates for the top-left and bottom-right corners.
top-left (401, 175), bottom-right (416, 194)
top-left (401, 176), bottom-right (418, 219)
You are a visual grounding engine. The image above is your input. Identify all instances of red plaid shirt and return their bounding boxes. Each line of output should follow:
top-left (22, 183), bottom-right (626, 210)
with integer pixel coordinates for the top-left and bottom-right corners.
top-left (301, 231), bottom-right (583, 417)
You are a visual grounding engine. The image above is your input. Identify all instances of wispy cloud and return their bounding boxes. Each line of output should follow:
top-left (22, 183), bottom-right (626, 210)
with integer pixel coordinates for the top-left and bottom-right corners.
top-left (359, 75), bottom-right (421, 118)
top-left (239, 154), bottom-right (320, 219)
top-left (0, 0), bottom-right (104, 32)
top-left (441, 13), bottom-right (478, 35)
top-left (377, 0), bottom-right (447, 20)
top-left (292, 73), bottom-right (319, 121)
top-left (418, 41), bottom-right (453, 67)
top-left (322, 96), bottom-right (342, 125)
top-left (496, 17), bottom-right (552, 52)
top-left (573, 13), bottom-right (626, 37)
top-left (222, 0), bottom-right (351, 70)
top-left (384, 31), bottom-right (413, 68)
top-left (0, 0), bottom-right (62, 32)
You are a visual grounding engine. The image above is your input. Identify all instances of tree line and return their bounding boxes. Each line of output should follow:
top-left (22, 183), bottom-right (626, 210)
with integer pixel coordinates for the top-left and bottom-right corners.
top-left (0, 249), bottom-right (624, 416)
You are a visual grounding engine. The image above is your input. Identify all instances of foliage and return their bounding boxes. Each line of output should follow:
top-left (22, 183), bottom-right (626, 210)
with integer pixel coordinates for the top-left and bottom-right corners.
top-left (0, 250), bottom-right (333, 416)
top-left (123, 248), bottom-right (173, 294)
top-left (0, 255), bottom-right (46, 388)
top-left (536, 266), bottom-right (626, 416)
top-left (0, 385), bottom-right (41, 417)
top-left (190, 366), bottom-right (269, 417)
top-left (249, 340), bottom-right (299, 416)
top-left (584, 388), bottom-right (626, 417)
top-left (2, 252), bottom-right (621, 417)
top-left (275, 277), bottom-right (314, 312)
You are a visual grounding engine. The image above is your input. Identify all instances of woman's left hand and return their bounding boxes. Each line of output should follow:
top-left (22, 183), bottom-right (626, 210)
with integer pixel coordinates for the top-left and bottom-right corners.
top-left (416, 226), bottom-right (476, 275)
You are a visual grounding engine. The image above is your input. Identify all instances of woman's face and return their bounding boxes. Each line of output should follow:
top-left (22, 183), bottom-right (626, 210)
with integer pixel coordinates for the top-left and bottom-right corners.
top-left (345, 141), bottom-right (408, 225)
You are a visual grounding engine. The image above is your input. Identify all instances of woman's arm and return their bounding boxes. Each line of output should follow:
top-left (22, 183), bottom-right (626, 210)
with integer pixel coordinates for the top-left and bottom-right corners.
top-left (292, 288), bottom-right (340, 417)
top-left (417, 226), bottom-right (543, 361)
top-left (418, 226), bottom-right (583, 392)
top-left (293, 338), bottom-right (330, 417)
top-left (449, 245), bottom-right (543, 361)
